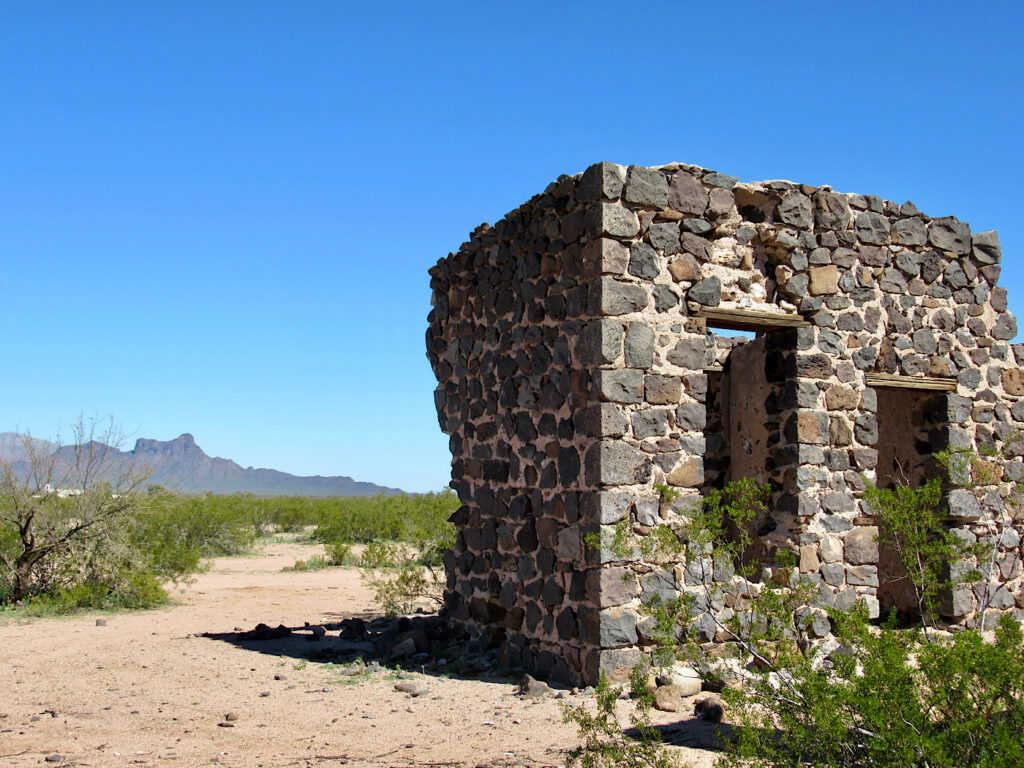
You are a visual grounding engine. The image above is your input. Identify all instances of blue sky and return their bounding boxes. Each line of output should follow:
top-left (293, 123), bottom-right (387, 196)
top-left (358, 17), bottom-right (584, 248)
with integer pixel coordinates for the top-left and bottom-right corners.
top-left (2, 2), bottom-right (1022, 492)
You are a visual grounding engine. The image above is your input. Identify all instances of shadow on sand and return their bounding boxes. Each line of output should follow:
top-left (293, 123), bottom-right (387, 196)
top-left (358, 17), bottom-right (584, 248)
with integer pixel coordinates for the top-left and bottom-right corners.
top-left (198, 612), bottom-right (519, 682)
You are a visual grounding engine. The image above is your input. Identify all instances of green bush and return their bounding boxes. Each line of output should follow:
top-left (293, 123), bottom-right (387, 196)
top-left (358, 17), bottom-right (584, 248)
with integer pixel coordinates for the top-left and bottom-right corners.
top-left (133, 492), bottom-right (255, 581)
top-left (722, 612), bottom-right (1024, 768)
top-left (324, 541), bottom-right (354, 565)
top-left (286, 554), bottom-right (333, 572)
top-left (313, 491), bottom-right (458, 550)
top-left (21, 571), bottom-right (168, 615)
top-left (2, 470), bottom-right (458, 617)
top-left (568, 458), bottom-right (1024, 768)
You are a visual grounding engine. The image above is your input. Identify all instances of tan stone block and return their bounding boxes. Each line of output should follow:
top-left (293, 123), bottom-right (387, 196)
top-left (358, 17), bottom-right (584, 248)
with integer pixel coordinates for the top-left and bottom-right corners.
top-left (668, 254), bottom-right (701, 282)
top-left (799, 544), bottom-right (820, 573)
top-left (809, 265), bottom-right (839, 295)
top-left (797, 411), bottom-right (827, 444)
top-left (667, 457), bottom-right (703, 487)
top-left (645, 375), bottom-right (682, 405)
top-left (819, 536), bottom-right (843, 564)
top-left (1002, 368), bottom-right (1024, 397)
top-left (825, 385), bottom-right (859, 410)
top-left (830, 416), bottom-right (853, 446)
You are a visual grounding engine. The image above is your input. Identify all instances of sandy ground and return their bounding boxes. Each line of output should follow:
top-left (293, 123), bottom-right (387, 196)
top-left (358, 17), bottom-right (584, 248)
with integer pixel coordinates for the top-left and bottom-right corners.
top-left (0, 538), bottom-right (721, 768)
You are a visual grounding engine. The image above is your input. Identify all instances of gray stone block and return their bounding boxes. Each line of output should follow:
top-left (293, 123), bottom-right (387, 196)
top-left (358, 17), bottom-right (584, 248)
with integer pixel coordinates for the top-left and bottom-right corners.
top-left (945, 489), bottom-right (983, 520)
top-left (641, 570), bottom-right (677, 603)
top-left (675, 402), bottom-right (706, 431)
top-left (648, 222), bottom-right (681, 253)
top-left (631, 409), bottom-right (668, 439)
top-left (666, 336), bottom-right (708, 369)
top-left (595, 369), bottom-right (644, 404)
top-left (624, 165), bottom-right (669, 208)
top-left (588, 566), bottom-right (639, 608)
top-left (894, 217), bottom-right (926, 246)
top-left (844, 527), bottom-right (879, 565)
top-left (628, 242), bottom-right (660, 279)
top-left (585, 203), bottom-right (640, 239)
top-left (993, 314), bottom-right (1017, 340)
top-left (577, 319), bottom-right (623, 364)
top-left (928, 218), bottom-right (971, 254)
top-left (855, 212), bottom-right (890, 245)
top-left (583, 608), bottom-right (639, 647)
top-left (579, 403), bottom-right (630, 438)
top-left (634, 496), bottom-right (659, 526)
top-left (972, 229), bottom-right (1002, 264)
top-left (846, 564), bottom-right (879, 587)
top-left (688, 277), bottom-right (721, 307)
top-left (578, 161), bottom-right (626, 202)
top-left (821, 563), bottom-right (846, 586)
top-left (652, 284), bottom-right (678, 312)
top-left (600, 277), bottom-right (648, 315)
top-left (584, 491), bottom-right (633, 525)
top-left (777, 191), bottom-right (813, 229)
top-left (813, 192), bottom-right (852, 229)
top-left (624, 323), bottom-right (656, 368)
top-left (585, 440), bottom-right (651, 486)
top-left (668, 172), bottom-right (708, 214)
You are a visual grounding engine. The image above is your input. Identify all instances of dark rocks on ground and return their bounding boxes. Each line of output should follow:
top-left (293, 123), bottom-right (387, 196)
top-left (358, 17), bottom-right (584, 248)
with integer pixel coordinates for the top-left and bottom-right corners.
top-left (236, 623), bottom-right (292, 641)
top-left (694, 697), bottom-right (724, 723)
top-left (339, 617), bottom-right (368, 640)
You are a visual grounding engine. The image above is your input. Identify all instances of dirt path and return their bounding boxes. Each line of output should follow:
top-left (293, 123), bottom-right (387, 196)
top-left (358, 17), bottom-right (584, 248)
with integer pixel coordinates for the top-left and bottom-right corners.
top-left (0, 538), bottom-right (719, 768)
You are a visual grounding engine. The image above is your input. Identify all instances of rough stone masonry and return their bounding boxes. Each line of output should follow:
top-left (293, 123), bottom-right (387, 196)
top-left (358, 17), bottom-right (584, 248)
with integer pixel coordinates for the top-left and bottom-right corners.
top-left (425, 161), bottom-right (1024, 686)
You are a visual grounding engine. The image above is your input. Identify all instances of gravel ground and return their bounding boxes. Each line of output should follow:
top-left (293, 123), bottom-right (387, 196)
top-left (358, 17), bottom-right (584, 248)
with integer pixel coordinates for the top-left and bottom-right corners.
top-left (0, 538), bottom-right (720, 768)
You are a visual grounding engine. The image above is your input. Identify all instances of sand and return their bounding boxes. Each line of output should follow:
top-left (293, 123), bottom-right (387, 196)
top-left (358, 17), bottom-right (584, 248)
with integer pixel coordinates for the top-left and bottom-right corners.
top-left (0, 537), bottom-right (720, 767)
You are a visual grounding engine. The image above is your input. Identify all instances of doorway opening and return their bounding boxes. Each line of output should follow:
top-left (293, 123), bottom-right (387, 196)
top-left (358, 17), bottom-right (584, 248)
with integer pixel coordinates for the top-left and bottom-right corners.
top-left (873, 384), bottom-right (950, 623)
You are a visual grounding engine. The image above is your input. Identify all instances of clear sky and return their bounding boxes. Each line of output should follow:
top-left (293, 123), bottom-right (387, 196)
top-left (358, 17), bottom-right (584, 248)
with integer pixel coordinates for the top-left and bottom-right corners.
top-left (2, 2), bottom-right (1022, 493)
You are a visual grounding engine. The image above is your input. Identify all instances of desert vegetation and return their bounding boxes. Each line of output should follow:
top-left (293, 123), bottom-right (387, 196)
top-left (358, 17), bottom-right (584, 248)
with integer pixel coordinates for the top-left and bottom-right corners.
top-left (566, 451), bottom-right (1024, 768)
top-left (0, 425), bottom-right (457, 616)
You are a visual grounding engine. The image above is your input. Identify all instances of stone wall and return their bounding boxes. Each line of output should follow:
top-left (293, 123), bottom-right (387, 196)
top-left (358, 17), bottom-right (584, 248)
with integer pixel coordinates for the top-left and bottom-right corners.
top-left (426, 161), bottom-right (1024, 685)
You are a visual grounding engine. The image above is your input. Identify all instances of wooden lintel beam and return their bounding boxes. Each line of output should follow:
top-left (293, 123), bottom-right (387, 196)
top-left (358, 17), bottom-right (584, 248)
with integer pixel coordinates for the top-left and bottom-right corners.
top-left (693, 307), bottom-right (810, 332)
top-left (865, 373), bottom-right (957, 392)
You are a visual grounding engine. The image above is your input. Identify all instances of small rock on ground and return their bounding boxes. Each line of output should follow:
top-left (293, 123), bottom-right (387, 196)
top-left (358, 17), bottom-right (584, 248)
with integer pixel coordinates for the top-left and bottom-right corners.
top-left (517, 674), bottom-right (553, 698)
top-left (654, 685), bottom-right (683, 713)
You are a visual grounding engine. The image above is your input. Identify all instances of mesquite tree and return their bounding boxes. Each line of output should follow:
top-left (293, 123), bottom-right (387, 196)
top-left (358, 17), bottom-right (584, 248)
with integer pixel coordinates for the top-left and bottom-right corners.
top-left (0, 419), bottom-right (148, 603)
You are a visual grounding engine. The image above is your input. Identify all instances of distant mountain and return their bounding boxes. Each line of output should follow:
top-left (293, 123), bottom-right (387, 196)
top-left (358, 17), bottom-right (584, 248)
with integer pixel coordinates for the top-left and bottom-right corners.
top-left (0, 432), bottom-right (401, 497)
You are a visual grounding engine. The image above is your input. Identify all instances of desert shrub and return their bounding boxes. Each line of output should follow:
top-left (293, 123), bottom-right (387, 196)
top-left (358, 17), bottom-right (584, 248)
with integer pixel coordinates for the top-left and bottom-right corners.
top-left (313, 490), bottom-right (458, 549)
top-left (286, 554), bottom-right (333, 572)
top-left (360, 550), bottom-right (446, 617)
top-left (324, 541), bottom-right (354, 565)
top-left (562, 672), bottom-right (676, 768)
top-left (569, 460), bottom-right (1024, 768)
top-left (21, 570), bottom-right (168, 615)
top-left (134, 492), bottom-right (255, 571)
top-left (266, 496), bottom-right (321, 532)
top-left (0, 421), bottom-right (151, 605)
top-left (722, 611), bottom-right (1024, 768)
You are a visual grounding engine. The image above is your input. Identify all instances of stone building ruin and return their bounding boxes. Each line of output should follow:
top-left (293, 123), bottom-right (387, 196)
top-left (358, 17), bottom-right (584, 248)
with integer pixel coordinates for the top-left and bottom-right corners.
top-left (425, 161), bottom-right (1024, 685)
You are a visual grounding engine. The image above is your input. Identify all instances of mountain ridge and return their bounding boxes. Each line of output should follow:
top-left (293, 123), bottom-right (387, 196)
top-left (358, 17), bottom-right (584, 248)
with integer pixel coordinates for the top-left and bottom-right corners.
top-left (0, 432), bottom-right (401, 497)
